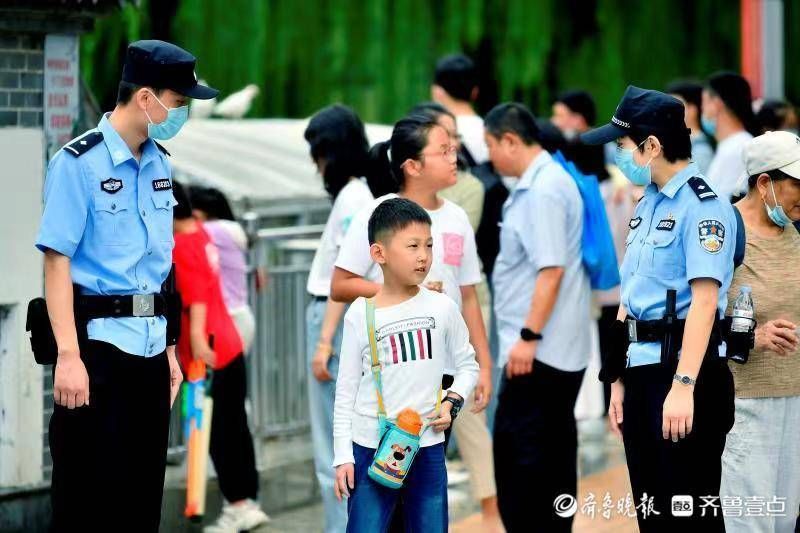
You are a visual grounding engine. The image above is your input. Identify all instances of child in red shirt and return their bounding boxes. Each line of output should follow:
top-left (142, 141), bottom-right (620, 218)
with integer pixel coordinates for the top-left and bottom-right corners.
top-left (172, 182), bottom-right (269, 531)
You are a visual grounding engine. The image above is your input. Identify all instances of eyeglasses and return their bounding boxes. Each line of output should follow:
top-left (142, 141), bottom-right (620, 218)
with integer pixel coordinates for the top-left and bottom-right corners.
top-left (421, 145), bottom-right (458, 162)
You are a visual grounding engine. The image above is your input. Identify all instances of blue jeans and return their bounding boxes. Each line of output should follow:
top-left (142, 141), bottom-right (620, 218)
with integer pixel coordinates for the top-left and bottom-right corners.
top-left (306, 298), bottom-right (347, 533)
top-left (347, 443), bottom-right (448, 533)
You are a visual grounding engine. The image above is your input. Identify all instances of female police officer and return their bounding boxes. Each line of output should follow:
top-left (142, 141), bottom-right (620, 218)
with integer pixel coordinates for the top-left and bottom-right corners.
top-left (582, 87), bottom-right (736, 531)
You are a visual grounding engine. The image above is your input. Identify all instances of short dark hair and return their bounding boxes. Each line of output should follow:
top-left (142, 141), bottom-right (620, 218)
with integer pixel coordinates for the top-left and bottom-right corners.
top-left (707, 71), bottom-right (758, 135)
top-left (756, 100), bottom-right (795, 134)
top-left (666, 80), bottom-right (703, 113)
top-left (433, 54), bottom-right (477, 102)
top-left (367, 113), bottom-right (441, 195)
top-left (628, 127), bottom-right (692, 163)
top-left (172, 180), bottom-right (193, 220)
top-left (535, 118), bottom-right (567, 155)
top-left (117, 81), bottom-right (164, 104)
top-left (304, 104), bottom-right (371, 200)
top-left (188, 186), bottom-right (235, 221)
top-left (484, 102), bottom-right (540, 146)
top-left (367, 197), bottom-right (432, 245)
top-left (747, 168), bottom-right (793, 190)
top-left (555, 90), bottom-right (596, 126)
top-left (408, 102), bottom-right (456, 122)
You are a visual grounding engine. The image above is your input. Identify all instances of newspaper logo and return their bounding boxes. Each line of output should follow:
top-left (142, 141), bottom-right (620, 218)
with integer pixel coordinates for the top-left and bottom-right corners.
top-left (672, 495), bottom-right (694, 517)
top-left (554, 494), bottom-right (578, 518)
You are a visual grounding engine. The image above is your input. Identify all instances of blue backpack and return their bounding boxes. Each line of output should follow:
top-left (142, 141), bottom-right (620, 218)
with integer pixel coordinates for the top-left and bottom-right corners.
top-left (552, 151), bottom-right (621, 291)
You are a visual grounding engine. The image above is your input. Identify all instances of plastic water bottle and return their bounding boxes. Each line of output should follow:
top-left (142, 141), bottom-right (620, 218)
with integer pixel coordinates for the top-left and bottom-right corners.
top-left (730, 286), bottom-right (755, 333)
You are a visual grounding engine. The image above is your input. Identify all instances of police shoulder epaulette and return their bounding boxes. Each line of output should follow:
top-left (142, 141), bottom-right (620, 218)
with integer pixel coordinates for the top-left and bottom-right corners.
top-left (687, 176), bottom-right (717, 201)
top-left (154, 141), bottom-right (171, 157)
top-left (63, 131), bottom-right (103, 157)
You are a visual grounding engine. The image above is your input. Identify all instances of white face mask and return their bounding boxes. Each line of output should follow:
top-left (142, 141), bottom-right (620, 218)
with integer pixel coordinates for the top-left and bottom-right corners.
top-left (562, 128), bottom-right (578, 141)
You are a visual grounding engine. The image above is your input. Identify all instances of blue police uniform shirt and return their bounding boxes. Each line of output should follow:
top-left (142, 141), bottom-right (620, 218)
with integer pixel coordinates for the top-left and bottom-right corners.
top-left (36, 113), bottom-right (177, 357)
top-left (621, 162), bottom-right (736, 367)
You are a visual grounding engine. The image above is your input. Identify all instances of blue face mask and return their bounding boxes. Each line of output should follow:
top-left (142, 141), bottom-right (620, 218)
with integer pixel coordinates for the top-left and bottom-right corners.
top-left (145, 91), bottom-right (189, 140)
top-left (614, 139), bottom-right (653, 186)
top-left (764, 178), bottom-right (793, 227)
top-left (701, 116), bottom-right (717, 137)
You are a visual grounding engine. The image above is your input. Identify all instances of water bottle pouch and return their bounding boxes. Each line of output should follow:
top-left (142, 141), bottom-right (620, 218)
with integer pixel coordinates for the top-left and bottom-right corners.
top-left (723, 316), bottom-right (756, 365)
top-left (368, 423), bottom-right (422, 489)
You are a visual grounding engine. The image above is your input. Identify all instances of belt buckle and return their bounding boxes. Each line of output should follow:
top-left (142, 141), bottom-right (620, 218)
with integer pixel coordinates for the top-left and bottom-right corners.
top-left (132, 294), bottom-right (155, 317)
top-left (626, 319), bottom-right (638, 343)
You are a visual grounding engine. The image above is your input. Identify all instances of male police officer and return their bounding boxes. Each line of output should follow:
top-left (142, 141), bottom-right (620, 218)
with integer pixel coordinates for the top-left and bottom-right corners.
top-left (36, 40), bottom-right (217, 531)
top-left (583, 87), bottom-right (736, 532)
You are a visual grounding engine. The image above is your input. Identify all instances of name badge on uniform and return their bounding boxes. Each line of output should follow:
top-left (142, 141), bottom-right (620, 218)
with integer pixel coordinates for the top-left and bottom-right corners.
top-left (629, 217), bottom-right (642, 229)
top-left (100, 178), bottom-right (123, 194)
top-left (698, 219), bottom-right (725, 254)
top-left (152, 179), bottom-right (172, 192)
top-left (656, 218), bottom-right (675, 231)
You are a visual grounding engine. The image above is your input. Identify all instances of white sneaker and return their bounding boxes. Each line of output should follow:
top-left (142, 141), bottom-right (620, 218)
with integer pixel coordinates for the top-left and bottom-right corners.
top-left (204, 500), bottom-right (271, 533)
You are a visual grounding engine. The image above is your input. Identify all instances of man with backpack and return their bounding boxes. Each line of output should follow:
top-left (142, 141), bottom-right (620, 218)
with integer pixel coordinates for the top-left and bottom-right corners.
top-left (484, 102), bottom-right (592, 533)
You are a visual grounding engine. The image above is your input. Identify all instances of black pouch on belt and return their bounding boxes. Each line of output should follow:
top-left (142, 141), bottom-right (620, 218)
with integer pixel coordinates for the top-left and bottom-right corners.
top-left (25, 297), bottom-right (58, 365)
top-left (599, 320), bottom-right (629, 383)
top-left (721, 316), bottom-right (755, 365)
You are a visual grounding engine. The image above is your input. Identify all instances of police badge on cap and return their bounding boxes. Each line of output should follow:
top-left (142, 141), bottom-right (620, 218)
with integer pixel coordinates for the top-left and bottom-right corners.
top-left (122, 40), bottom-right (218, 100)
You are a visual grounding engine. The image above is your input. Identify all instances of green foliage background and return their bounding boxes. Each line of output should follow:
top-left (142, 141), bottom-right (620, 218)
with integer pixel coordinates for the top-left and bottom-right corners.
top-left (80, 0), bottom-right (800, 124)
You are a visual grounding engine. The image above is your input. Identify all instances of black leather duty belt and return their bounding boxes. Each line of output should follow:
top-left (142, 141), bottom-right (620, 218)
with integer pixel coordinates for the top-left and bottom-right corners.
top-left (78, 293), bottom-right (167, 320)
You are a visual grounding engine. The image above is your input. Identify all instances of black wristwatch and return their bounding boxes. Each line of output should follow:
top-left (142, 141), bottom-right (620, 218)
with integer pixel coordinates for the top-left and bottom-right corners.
top-left (520, 327), bottom-right (543, 342)
top-left (442, 396), bottom-right (464, 419)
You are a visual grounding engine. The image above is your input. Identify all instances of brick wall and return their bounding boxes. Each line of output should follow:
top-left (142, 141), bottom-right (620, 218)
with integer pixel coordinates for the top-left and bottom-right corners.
top-left (0, 32), bottom-right (44, 127)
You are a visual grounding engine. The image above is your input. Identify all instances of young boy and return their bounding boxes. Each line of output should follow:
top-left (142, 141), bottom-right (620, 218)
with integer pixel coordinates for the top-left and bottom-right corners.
top-left (332, 198), bottom-right (479, 533)
top-left (171, 182), bottom-right (270, 533)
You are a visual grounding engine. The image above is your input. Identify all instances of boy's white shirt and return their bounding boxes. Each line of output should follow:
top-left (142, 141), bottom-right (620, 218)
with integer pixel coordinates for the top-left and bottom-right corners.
top-left (332, 288), bottom-right (479, 467)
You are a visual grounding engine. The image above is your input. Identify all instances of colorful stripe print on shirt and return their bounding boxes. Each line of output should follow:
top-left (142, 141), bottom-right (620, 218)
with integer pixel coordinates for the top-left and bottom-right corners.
top-left (375, 317), bottom-right (436, 366)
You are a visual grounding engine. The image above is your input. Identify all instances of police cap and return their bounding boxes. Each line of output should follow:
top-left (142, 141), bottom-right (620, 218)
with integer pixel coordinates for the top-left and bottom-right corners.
top-left (121, 39), bottom-right (218, 100)
top-left (581, 86), bottom-right (686, 145)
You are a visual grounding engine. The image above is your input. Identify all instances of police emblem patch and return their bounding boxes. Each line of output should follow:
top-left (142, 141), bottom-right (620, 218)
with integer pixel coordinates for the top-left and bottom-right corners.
top-left (629, 217), bottom-right (642, 229)
top-left (100, 178), bottom-right (123, 194)
top-left (698, 220), bottom-right (725, 254)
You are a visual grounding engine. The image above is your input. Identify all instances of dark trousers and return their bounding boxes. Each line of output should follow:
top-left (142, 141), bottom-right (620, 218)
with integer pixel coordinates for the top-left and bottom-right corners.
top-left (621, 357), bottom-right (734, 532)
top-left (209, 355), bottom-right (259, 503)
top-left (493, 359), bottom-right (585, 533)
top-left (49, 340), bottom-right (171, 533)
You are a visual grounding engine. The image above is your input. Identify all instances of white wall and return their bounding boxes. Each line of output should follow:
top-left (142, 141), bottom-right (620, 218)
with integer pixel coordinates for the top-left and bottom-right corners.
top-left (0, 128), bottom-right (44, 487)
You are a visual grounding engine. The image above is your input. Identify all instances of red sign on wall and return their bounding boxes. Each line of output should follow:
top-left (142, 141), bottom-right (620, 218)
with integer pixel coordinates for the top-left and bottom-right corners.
top-left (44, 34), bottom-right (79, 158)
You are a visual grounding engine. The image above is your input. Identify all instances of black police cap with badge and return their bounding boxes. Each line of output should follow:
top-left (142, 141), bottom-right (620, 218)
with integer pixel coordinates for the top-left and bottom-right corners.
top-left (122, 39), bottom-right (218, 100)
top-left (580, 85), bottom-right (687, 146)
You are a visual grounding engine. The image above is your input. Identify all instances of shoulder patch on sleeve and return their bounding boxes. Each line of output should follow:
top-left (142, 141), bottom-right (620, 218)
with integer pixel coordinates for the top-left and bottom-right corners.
top-left (63, 131), bottom-right (103, 157)
top-left (154, 141), bottom-right (171, 157)
top-left (698, 219), bottom-right (726, 254)
top-left (687, 177), bottom-right (717, 201)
